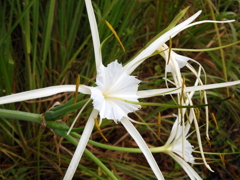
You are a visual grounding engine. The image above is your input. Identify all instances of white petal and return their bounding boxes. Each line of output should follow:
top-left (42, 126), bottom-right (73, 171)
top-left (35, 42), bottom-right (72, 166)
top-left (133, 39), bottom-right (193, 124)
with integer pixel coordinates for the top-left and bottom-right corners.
top-left (163, 49), bottom-right (195, 73)
top-left (85, 0), bottom-right (102, 68)
top-left (159, 45), bottom-right (186, 74)
top-left (121, 117), bottom-right (165, 179)
top-left (170, 51), bottom-right (190, 70)
top-left (64, 109), bottom-right (98, 180)
top-left (96, 60), bottom-right (140, 94)
top-left (124, 11), bottom-right (202, 74)
top-left (168, 152), bottom-right (202, 180)
top-left (170, 20), bottom-right (234, 38)
top-left (171, 136), bottom-right (195, 163)
top-left (137, 80), bottom-right (240, 98)
top-left (0, 85), bottom-right (91, 105)
top-left (165, 116), bottom-right (180, 146)
top-left (185, 19), bottom-right (235, 29)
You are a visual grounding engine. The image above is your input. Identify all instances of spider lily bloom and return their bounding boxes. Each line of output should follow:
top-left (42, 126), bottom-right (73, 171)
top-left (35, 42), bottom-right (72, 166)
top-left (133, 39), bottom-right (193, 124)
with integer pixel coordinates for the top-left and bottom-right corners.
top-left (156, 43), bottom-right (212, 178)
top-left (0, 0), bottom-right (240, 179)
top-left (163, 117), bottom-right (202, 180)
top-left (157, 43), bottom-right (211, 170)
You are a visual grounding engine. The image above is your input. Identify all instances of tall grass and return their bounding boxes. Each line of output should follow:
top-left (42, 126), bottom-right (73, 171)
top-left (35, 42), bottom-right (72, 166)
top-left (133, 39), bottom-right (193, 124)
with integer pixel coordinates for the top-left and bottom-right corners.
top-left (0, 0), bottom-right (239, 179)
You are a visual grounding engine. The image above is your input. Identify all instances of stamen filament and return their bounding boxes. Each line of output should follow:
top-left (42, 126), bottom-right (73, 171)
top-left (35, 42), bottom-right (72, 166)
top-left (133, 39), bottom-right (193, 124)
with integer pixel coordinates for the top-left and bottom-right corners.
top-left (94, 117), bottom-right (108, 142)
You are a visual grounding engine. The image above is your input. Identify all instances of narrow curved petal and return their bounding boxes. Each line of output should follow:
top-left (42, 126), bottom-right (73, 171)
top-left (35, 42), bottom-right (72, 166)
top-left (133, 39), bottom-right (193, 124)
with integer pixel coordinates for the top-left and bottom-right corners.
top-left (185, 20), bottom-right (234, 29)
top-left (121, 117), bottom-right (165, 180)
top-left (64, 109), bottom-right (98, 180)
top-left (123, 11), bottom-right (202, 74)
top-left (170, 136), bottom-right (195, 163)
top-left (0, 85), bottom-right (91, 105)
top-left (164, 116), bottom-right (179, 146)
top-left (168, 152), bottom-right (202, 180)
top-left (158, 44), bottom-right (201, 74)
top-left (170, 20), bottom-right (234, 38)
top-left (85, 0), bottom-right (102, 68)
top-left (137, 80), bottom-right (240, 98)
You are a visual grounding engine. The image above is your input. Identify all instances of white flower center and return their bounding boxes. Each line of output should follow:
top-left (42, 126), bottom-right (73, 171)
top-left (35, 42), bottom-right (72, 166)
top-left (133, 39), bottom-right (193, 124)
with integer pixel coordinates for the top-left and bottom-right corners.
top-left (90, 60), bottom-right (141, 122)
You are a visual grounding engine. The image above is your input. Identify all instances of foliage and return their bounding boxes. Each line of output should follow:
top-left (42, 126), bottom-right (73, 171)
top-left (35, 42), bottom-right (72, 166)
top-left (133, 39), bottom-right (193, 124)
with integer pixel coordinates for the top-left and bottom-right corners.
top-left (0, 0), bottom-right (239, 179)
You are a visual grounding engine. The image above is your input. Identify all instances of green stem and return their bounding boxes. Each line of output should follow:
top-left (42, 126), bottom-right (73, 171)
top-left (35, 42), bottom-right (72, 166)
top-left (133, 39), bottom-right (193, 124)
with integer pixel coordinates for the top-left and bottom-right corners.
top-left (172, 41), bottom-right (240, 52)
top-left (0, 108), bottom-right (42, 123)
top-left (0, 109), bottom-right (167, 154)
top-left (120, 96), bottom-right (231, 108)
top-left (70, 131), bottom-right (166, 153)
top-left (47, 121), bottom-right (167, 153)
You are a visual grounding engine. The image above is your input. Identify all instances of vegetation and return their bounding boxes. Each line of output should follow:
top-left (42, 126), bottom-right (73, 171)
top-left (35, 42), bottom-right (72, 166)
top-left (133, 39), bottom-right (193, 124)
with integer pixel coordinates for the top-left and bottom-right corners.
top-left (0, 0), bottom-right (239, 179)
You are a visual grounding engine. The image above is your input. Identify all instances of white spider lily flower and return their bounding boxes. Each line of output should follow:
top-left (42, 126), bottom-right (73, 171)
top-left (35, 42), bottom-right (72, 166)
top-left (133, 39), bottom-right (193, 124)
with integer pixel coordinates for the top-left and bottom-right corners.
top-left (164, 118), bottom-right (202, 180)
top-left (89, 60), bottom-right (140, 123)
top-left (0, 0), bottom-right (239, 179)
